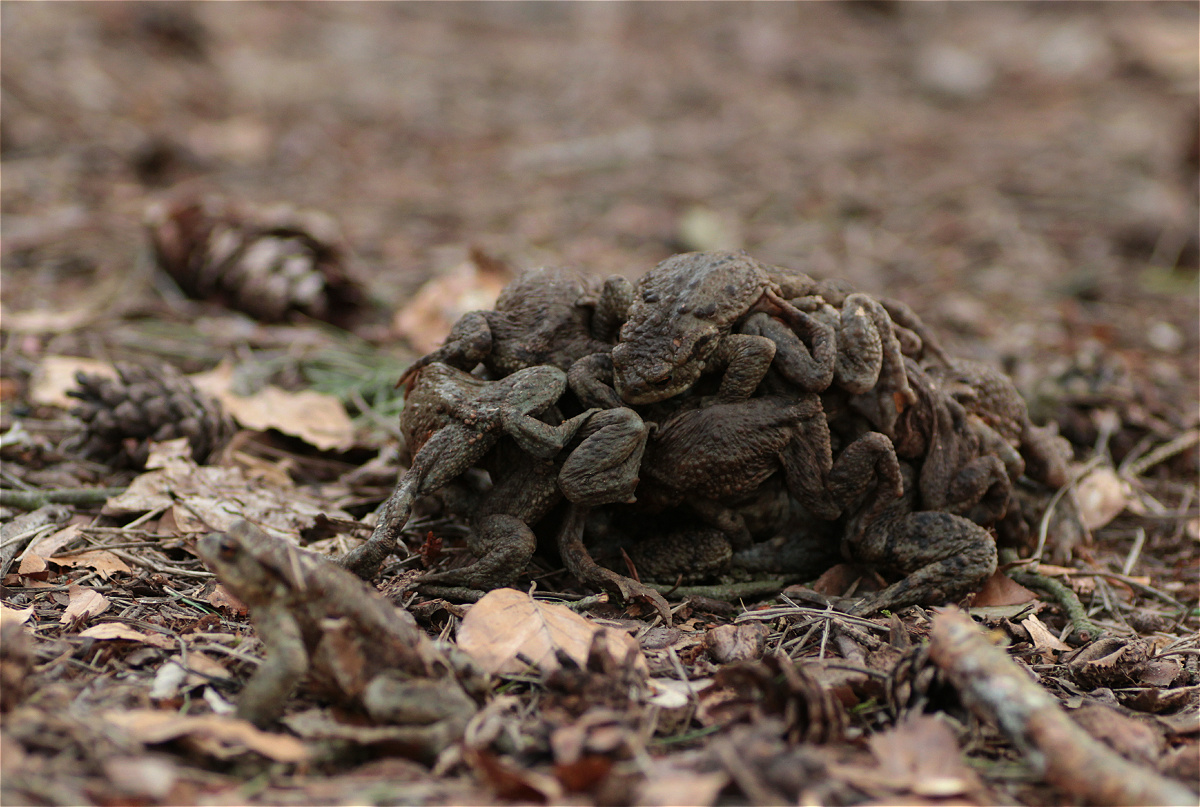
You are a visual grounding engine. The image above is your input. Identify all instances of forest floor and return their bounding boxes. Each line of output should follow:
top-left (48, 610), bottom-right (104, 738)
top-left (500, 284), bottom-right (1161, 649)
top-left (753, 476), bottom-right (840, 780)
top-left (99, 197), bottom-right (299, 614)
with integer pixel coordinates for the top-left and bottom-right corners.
top-left (1, 3), bottom-right (1197, 805)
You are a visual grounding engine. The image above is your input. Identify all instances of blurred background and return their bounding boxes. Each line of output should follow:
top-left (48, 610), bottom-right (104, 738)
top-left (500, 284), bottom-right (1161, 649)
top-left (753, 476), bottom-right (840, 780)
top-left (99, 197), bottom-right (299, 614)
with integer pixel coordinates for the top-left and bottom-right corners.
top-left (2, 2), bottom-right (1197, 451)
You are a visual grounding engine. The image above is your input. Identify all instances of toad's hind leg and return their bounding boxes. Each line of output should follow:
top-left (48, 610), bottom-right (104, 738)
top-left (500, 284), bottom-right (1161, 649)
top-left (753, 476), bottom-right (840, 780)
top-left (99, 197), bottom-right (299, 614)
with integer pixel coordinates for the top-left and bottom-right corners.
top-left (844, 510), bottom-right (997, 616)
top-left (416, 513), bottom-right (537, 593)
top-left (558, 407), bottom-right (648, 506)
top-left (339, 423), bottom-right (497, 580)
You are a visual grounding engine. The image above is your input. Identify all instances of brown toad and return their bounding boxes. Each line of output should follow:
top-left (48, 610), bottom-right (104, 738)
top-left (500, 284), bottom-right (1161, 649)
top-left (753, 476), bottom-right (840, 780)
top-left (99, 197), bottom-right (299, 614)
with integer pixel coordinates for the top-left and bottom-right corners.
top-left (398, 266), bottom-right (629, 384)
top-left (340, 362), bottom-right (606, 579)
top-left (343, 362), bottom-right (667, 619)
top-left (571, 251), bottom-right (837, 407)
top-left (196, 521), bottom-right (484, 760)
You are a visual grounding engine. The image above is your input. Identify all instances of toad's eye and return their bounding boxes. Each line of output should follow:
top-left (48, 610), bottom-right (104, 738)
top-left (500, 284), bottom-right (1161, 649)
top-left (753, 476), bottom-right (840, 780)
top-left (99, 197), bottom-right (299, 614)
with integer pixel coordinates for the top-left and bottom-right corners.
top-left (216, 536), bottom-right (240, 560)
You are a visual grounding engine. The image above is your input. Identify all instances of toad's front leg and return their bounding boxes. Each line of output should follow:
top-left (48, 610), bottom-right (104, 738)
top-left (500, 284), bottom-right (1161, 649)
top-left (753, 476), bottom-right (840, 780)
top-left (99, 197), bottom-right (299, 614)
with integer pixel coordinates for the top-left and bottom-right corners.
top-left (340, 420), bottom-right (500, 580)
top-left (237, 606), bottom-right (309, 727)
top-left (398, 311), bottom-right (493, 385)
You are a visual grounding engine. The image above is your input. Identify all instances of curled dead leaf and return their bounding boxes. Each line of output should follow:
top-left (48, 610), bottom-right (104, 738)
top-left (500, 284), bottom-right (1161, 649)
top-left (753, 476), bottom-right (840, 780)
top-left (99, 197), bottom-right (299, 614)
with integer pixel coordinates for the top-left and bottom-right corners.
top-left (190, 361), bottom-right (355, 451)
top-left (456, 588), bottom-right (647, 677)
top-left (1072, 467), bottom-right (1130, 530)
top-left (80, 622), bottom-right (176, 649)
top-left (103, 709), bottom-right (309, 762)
top-left (60, 585), bottom-right (111, 625)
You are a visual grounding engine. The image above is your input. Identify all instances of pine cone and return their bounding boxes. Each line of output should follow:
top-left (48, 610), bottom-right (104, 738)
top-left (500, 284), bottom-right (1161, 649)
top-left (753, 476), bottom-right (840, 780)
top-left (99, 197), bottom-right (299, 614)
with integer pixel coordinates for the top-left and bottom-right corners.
top-left (145, 195), bottom-right (366, 327)
top-left (65, 362), bottom-right (235, 468)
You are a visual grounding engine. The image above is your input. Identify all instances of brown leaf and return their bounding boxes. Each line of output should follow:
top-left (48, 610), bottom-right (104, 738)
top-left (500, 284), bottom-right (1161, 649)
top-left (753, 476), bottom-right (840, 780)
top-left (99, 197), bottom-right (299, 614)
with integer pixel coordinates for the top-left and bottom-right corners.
top-left (635, 761), bottom-right (728, 807)
top-left (1021, 613), bottom-right (1073, 655)
top-left (0, 604), bottom-right (33, 627)
top-left (456, 588), bottom-right (647, 676)
top-left (391, 251), bottom-right (509, 353)
top-left (60, 585), bottom-right (111, 625)
top-left (206, 584), bottom-right (248, 616)
top-left (867, 713), bottom-right (981, 798)
top-left (465, 747), bottom-right (561, 803)
top-left (102, 449), bottom-right (353, 536)
top-left (703, 622), bottom-right (769, 664)
top-left (190, 361), bottom-right (355, 451)
top-left (27, 355), bottom-right (116, 408)
top-left (103, 709), bottom-right (309, 762)
top-left (80, 623), bottom-right (176, 649)
top-left (49, 550), bottom-right (132, 579)
top-left (1070, 702), bottom-right (1165, 766)
top-left (972, 569), bottom-right (1038, 608)
top-left (1072, 467), bottom-right (1130, 530)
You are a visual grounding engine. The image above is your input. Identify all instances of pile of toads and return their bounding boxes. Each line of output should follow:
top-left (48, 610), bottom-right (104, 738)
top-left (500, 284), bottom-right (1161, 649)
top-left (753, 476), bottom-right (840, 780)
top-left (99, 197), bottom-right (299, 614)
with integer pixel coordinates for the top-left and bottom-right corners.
top-left (341, 251), bottom-right (1071, 619)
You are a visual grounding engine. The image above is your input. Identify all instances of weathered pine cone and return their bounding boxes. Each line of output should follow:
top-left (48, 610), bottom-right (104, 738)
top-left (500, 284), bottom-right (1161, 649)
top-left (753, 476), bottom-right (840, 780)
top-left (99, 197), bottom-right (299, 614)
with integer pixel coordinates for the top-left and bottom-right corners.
top-left (65, 362), bottom-right (235, 468)
top-left (145, 195), bottom-right (366, 327)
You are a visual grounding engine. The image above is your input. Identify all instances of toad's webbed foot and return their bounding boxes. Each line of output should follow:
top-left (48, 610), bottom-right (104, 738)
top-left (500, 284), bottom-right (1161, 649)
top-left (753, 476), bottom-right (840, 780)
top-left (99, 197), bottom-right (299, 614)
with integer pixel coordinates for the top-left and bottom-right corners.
top-left (557, 504), bottom-right (672, 623)
top-left (740, 308), bottom-right (836, 393)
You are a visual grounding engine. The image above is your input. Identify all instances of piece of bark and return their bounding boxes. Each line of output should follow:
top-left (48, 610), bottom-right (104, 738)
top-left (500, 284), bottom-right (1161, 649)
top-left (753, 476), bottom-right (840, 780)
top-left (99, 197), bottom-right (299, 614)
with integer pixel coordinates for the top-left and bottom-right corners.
top-left (928, 606), bottom-right (1197, 807)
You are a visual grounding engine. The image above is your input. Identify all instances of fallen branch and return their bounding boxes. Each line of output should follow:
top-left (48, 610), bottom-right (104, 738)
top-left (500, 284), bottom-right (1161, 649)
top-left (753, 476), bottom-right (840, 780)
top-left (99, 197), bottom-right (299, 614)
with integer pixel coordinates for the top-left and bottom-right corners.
top-left (645, 576), bottom-right (801, 601)
top-left (0, 487), bottom-right (125, 510)
top-left (928, 607), bottom-right (1196, 806)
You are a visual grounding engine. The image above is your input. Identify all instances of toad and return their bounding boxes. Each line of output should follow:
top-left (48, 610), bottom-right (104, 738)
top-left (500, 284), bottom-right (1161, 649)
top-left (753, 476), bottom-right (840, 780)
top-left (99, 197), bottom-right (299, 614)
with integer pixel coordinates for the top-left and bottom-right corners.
top-left (344, 362), bottom-right (667, 619)
top-left (398, 266), bottom-right (630, 384)
top-left (339, 362), bottom-right (607, 579)
top-left (837, 462), bottom-right (999, 615)
top-left (570, 251), bottom-right (838, 408)
top-left (196, 520), bottom-right (484, 760)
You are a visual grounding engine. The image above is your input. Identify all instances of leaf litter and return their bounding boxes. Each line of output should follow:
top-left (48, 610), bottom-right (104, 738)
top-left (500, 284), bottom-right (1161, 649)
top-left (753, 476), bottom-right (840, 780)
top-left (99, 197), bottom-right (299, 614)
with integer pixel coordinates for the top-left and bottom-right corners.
top-left (1, 4), bottom-right (1197, 806)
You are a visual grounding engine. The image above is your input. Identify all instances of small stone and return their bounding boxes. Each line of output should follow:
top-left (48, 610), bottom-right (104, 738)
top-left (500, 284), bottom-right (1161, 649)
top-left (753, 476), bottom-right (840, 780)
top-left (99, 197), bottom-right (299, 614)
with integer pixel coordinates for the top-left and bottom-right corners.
top-left (1146, 320), bottom-right (1183, 353)
top-left (915, 43), bottom-right (995, 100)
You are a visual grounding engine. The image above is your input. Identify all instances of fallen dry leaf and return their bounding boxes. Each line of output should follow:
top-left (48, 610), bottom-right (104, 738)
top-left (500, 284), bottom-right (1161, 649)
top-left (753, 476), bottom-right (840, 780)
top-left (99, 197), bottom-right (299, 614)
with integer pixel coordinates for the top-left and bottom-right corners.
top-left (391, 251), bottom-right (509, 353)
top-left (1072, 467), bottom-right (1130, 530)
top-left (457, 588), bottom-right (647, 676)
top-left (973, 569), bottom-right (1039, 608)
top-left (26, 355), bottom-right (116, 408)
top-left (867, 713), bottom-right (981, 798)
top-left (80, 622), bottom-right (176, 649)
top-left (0, 604), bottom-right (34, 627)
top-left (1021, 613), bottom-right (1073, 655)
top-left (16, 554), bottom-right (48, 575)
top-left (190, 361), bottom-right (355, 451)
top-left (206, 584), bottom-right (249, 616)
top-left (27, 523), bottom-right (86, 559)
top-left (635, 760), bottom-right (728, 807)
top-left (103, 710), bottom-right (309, 762)
top-left (49, 550), bottom-right (132, 579)
top-left (60, 585), bottom-right (110, 625)
top-left (103, 447), bottom-right (352, 535)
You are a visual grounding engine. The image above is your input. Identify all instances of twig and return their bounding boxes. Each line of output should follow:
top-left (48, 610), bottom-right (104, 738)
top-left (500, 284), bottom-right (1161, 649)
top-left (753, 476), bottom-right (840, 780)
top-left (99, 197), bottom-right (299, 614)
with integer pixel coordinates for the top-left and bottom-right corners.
top-left (1007, 567), bottom-right (1104, 643)
top-left (1121, 528), bottom-right (1147, 576)
top-left (928, 607), bottom-right (1197, 806)
top-left (642, 576), bottom-right (800, 601)
top-left (106, 547), bottom-right (214, 579)
top-left (0, 487), bottom-right (125, 509)
top-left (1119, 429), bottom-right (1200, 480)
top-left (1032, 456), bottom-right (1103, 563)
